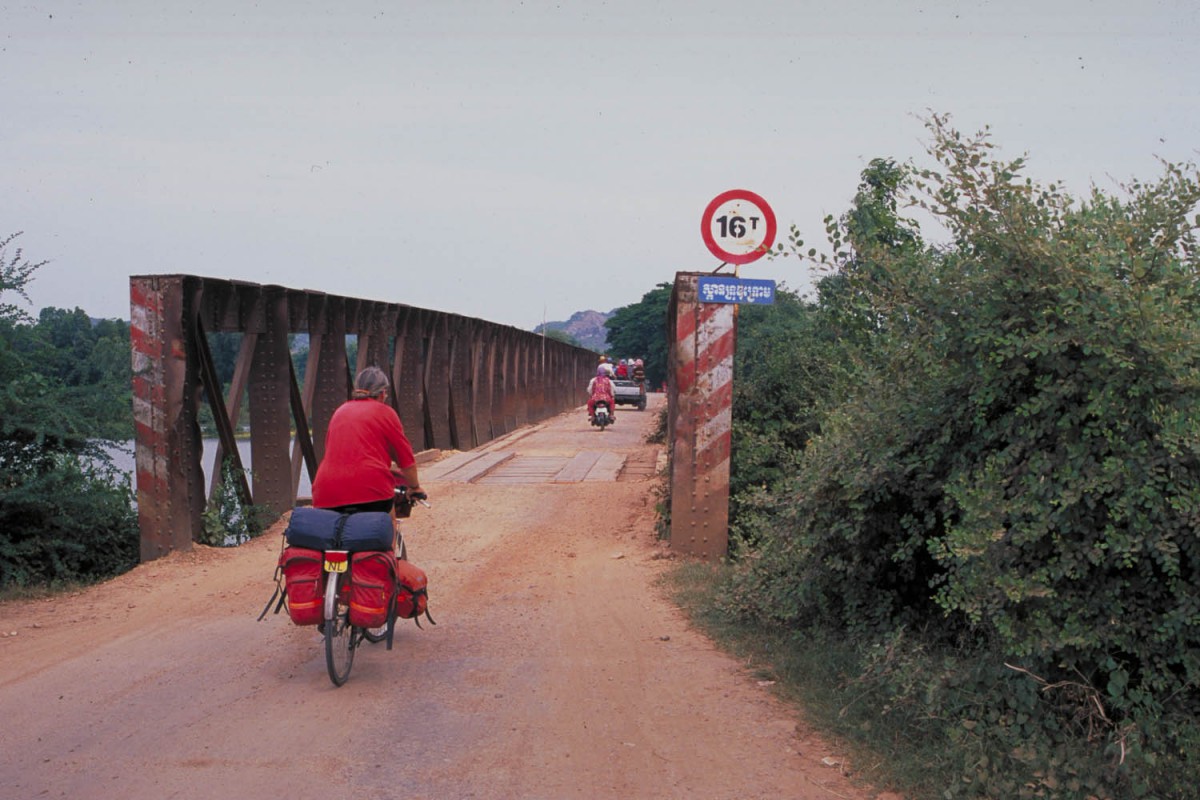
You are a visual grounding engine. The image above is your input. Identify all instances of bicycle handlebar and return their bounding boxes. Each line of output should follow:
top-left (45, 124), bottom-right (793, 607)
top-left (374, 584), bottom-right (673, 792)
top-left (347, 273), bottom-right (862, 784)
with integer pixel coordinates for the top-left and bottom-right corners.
top-left (394, 485), bottom-right (432, 510)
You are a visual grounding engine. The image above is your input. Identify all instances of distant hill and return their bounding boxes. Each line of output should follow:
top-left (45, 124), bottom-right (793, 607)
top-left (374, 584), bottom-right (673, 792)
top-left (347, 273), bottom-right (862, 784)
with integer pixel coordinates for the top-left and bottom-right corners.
top-left (535, 309), bottom-right (612, 352)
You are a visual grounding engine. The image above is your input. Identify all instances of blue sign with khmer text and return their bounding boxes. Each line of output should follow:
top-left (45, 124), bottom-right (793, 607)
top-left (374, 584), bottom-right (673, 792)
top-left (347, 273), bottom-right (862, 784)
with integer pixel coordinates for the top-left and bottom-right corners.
top-left (697, 277), bottom-right (776, 305)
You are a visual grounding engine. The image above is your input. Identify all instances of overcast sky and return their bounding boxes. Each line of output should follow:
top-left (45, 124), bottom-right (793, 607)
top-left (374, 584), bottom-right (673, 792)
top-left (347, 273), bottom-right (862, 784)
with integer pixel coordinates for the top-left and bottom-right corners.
top-left (3, 1), bottom-right (1197, 330)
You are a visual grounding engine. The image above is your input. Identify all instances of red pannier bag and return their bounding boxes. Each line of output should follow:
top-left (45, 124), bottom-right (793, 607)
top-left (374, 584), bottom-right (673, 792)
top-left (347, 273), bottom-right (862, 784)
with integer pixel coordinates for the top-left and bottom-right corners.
top-left (349, 551), bottom-right (397, 629)
top-left (280, 546), bottom-right (325, 626)
top-left (395, 559), bottom-right (434, 626)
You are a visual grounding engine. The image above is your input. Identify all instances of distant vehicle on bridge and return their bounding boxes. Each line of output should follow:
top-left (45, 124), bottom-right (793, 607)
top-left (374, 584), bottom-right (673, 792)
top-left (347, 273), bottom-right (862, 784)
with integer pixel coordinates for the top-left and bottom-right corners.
top-left (612, 377), bottom-right (647, 411)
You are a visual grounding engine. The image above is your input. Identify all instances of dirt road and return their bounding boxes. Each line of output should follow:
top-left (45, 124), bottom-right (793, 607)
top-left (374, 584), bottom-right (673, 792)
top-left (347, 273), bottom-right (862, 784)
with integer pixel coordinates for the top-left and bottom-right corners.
top-left (0, 395), bottom-right (884, 800)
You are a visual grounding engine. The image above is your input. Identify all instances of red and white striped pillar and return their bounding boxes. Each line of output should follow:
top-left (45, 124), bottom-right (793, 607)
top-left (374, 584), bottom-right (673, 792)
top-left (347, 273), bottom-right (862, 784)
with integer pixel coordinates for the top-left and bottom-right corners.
top-left (667, 273), bottom-right (735, 559)
top-left (130, 275), bottom-right (205, 561)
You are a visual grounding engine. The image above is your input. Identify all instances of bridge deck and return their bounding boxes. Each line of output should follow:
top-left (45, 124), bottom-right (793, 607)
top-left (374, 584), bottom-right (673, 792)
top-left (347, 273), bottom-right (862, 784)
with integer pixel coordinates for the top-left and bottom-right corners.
top-left (420, 399), bottom-right (664, 485)
top-left (424, 451), bottom-right (633, 484)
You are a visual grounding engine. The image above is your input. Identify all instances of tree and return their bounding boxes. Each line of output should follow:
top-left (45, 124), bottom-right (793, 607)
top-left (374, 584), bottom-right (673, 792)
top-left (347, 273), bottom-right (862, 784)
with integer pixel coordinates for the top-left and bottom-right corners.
top-left (207, 331), bottom-right (242, 387)
top-left (0, 233), bottom-right (138, 587)
top-left (12, 307), bottom-right (134, 441)
top-left (605, 283), bottom-right (671, 388)
top-left (540, 328), bottom-right (581, 347)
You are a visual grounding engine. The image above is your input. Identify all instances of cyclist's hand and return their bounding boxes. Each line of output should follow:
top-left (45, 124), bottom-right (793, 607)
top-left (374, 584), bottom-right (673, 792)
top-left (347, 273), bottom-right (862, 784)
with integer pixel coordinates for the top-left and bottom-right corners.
top-left (410, 489), bottom-right (429, 503)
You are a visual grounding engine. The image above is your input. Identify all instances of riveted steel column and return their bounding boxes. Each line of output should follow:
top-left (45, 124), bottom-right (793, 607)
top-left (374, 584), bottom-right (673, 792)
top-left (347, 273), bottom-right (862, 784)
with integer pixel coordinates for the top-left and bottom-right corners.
top-left (447, 315), bottom-right (474, 451)
top-left (531, 334), bottom-right (547, 420)
top-left (526, 336), bottom-right (541, 421)
top-left (508, 331), bottom-right (523, 431)
top-left (393, 306), bottom-right (426, 450)
top-left (130, 275), bottom-right (205, 561)
top-left (454, 316), bottom-right (481, 450)
top-left (355, 300), bottom-right (393, 375)
top-left (514, 337), bottom-right (530, 427)
top-left (559, 347), bottom-right (568, 410)
top-left (424, 314), bottom-right (452, 449)
top-left (668, 272), bottom-right (734, 560)
top-left (554, 343), bottom-right (569, 411)
top-left (246, 286), bottom-right (293, 518)
top-left (309, 294), bottom-right (349, 464)
top-left (484, 328), bottom-right (502, 438)
top-left (467, 321), bottom-right (486, 448)
top-left (497, 329), bottom-right (516, 434)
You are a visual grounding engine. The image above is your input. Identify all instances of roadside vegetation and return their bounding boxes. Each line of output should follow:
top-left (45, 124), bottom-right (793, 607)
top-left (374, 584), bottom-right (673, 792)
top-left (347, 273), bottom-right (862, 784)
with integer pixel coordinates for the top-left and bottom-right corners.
top-left (658, 115), bottom-right (1200, 799)
top-left (0, 233), bottom-right (138, 590)
top-left (605, 283), bottom-right (671, 389)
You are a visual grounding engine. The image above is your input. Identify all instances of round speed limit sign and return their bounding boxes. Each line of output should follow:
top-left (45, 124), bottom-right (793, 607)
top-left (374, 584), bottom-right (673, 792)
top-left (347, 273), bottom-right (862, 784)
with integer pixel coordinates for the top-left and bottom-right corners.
top-left (700, 189), bottom-right (777, 265)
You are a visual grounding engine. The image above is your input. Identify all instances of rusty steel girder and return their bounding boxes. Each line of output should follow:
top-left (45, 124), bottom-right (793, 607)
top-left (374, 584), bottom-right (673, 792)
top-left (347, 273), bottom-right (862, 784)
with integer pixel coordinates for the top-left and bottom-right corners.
top-left (129, 275), bottom-right (597, 561)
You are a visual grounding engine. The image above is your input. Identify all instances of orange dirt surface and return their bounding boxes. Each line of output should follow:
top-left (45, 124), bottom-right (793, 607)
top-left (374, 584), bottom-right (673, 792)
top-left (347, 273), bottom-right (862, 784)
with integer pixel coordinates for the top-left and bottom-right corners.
top-left (0, 395), bottom-right (894, 800)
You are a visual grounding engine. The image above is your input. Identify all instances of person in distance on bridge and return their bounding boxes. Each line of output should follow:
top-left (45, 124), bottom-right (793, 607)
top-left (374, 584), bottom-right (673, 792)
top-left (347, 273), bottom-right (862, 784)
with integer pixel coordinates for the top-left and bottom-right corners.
top-left (311, 366), bottom-right (426, 549)
top-left (586, 364), bottom-right (616, 423)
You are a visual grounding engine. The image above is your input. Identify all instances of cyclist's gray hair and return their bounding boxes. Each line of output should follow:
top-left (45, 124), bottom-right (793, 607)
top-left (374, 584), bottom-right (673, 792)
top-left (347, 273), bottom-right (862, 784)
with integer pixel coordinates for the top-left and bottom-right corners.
top-left (352, 366), bottom-right (390, 399)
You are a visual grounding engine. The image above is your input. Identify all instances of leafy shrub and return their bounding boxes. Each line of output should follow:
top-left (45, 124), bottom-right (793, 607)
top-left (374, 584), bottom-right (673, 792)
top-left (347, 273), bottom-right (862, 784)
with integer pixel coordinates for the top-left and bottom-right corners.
top-left (0, 232), bottom-right (139, 588)
top-left (726, 116), bottom-right (1200, 796)
top-left (200, 458), bottom-right (270, 546)
top-left (0, 450), bottom-right (138, 587)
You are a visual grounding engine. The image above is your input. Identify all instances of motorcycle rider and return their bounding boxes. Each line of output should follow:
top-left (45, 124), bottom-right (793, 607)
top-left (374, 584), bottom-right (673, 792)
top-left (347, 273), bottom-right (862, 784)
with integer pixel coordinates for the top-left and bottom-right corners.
top-left (311, 366), bottom-right (427, 550)
top-left (587, 363), bottom-right (616, 423)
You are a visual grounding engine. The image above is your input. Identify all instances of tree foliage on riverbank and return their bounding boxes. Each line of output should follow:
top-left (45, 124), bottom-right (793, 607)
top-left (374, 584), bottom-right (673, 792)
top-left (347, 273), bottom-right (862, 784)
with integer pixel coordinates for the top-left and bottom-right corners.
top-left (604, 282), bottom-right (671, 389)
top-left (722, 116), bottom-right (1200, 797)
top-left (0, 233), bottom-right (137, 588)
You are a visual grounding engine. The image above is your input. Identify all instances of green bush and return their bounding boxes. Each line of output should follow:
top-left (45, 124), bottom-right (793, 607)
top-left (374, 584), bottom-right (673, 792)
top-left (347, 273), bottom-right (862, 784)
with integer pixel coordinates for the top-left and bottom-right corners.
top-left (0, 232), bottom-right (139, 588)
top-left (0, 450), bottom-right (138, 587)
top-left (725, 116), bottom-right (1200, 796)
top-left (200, 458), bottom-right (270, 546)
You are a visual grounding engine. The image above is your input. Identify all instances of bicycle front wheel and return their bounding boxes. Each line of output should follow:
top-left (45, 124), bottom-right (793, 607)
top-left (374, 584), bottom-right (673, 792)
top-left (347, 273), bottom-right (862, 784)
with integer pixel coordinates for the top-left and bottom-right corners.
top-left (324, 571), bottom-right (355, 686)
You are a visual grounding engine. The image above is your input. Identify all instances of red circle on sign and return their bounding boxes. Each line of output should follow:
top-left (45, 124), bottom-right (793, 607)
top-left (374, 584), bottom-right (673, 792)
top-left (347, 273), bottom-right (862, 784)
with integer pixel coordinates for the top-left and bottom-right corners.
top-left (700, 189), bottom-right (777, 265)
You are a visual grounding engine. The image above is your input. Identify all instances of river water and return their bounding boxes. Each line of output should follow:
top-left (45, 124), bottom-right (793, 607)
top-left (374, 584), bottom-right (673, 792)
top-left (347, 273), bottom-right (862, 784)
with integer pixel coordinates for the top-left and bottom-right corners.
top-left (104, 439), bottom-right (313, 497)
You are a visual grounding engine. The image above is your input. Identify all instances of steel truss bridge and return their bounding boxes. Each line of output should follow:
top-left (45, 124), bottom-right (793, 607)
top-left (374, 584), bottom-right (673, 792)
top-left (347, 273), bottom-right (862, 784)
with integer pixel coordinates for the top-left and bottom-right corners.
top-left (129, 275), bottom-right (596, 561)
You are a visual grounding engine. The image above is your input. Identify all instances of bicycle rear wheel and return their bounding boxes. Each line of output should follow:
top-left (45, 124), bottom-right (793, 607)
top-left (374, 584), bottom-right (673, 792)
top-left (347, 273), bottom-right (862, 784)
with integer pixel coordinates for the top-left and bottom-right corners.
top-left (323, 571), bottom-right (355, 686)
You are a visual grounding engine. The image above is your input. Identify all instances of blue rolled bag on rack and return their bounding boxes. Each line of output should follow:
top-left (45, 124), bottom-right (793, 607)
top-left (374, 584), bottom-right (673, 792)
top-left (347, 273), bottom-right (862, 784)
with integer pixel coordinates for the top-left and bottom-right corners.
top-left (284, 507), bottom-right (394, 552)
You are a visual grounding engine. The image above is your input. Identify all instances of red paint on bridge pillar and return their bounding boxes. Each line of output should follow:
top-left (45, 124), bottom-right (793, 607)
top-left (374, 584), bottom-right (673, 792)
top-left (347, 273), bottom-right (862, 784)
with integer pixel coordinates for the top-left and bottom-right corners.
top-left (667, 273), bottom-right (734, 560)
top-left (130, 275), bottom-right (205, 562)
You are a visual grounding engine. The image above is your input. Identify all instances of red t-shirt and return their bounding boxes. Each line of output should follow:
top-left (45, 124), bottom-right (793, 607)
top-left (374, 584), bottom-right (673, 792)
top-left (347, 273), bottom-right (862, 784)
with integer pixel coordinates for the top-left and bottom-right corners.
top-left (311, 398), bottom-right (416, 509)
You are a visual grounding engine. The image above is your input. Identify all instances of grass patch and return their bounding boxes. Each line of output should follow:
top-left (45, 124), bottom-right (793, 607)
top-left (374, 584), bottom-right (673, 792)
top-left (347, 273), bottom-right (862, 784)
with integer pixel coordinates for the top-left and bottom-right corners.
top-left (661, 560), bottom-right (929, 794)
top-left (0, 578), bottom-right (93, 604)
top-left (659, 559), bottom-right (1195, 799)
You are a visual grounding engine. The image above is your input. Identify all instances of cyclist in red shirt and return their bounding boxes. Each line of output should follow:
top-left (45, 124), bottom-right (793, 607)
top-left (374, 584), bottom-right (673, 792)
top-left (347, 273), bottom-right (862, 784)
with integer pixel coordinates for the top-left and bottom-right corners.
top-left (312, 367), bottom-right (426, 524)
